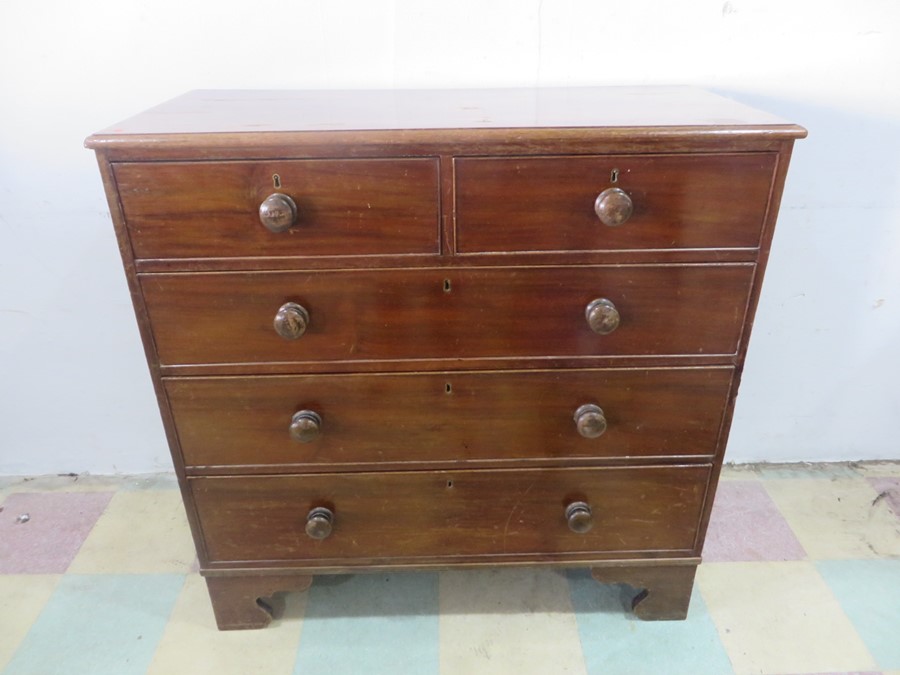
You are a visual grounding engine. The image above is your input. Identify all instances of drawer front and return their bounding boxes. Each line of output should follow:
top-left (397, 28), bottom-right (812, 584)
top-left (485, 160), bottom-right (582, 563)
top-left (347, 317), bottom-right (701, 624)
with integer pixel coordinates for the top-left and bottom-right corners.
top-left (142, 264), bottom-right (754, 365)
top-left (455, 153), bottom-right (776, 253)
top-left (114, 158), bottom-right (440, 259)
top-left (168, 368), bottom-right (733, 469)
top-left (191, 465), bottom-right (710, 563)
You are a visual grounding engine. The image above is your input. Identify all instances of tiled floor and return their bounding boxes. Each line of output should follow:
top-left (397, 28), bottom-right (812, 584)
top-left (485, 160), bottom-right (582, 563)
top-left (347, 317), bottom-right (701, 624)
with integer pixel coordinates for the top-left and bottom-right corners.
top-left (1, 463), bottom-right (899, 675)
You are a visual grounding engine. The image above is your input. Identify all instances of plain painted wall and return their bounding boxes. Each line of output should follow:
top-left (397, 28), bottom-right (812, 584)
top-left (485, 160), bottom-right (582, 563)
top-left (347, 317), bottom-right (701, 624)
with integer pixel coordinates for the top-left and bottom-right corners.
top-left (1, 0), bottom-right (898, 474)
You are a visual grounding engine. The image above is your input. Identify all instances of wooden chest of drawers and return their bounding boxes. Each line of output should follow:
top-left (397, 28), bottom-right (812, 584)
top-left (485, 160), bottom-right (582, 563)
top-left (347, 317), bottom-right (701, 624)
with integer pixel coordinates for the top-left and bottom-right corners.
top-left (87, 87), bottom-right (804, 629)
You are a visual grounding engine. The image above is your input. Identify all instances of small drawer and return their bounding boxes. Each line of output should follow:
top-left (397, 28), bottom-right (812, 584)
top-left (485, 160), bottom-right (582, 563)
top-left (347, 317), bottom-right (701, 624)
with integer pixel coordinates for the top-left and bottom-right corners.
top-left (191, 465), bottom-right (710, 564)
top-left (114, 158), bottom-right (440, 259)
top-left (167, 368), bottom-right (733, 470)
top-left (455, 153), bottom-right (776, 253)
top-left (141, 264), bottom-right (754, 366)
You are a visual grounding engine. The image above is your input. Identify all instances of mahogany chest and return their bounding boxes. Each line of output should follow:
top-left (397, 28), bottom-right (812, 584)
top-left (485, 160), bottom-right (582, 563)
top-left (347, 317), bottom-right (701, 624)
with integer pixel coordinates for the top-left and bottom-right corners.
top-left (87, 88), bottom-right (805, 629)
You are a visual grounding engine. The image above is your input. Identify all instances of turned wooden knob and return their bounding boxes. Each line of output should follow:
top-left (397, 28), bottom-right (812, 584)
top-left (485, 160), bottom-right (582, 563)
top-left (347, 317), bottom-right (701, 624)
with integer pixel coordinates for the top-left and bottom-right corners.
top-left (259, 193), bottom-right (298, 232)
top-left (305, 507), bottom-right (334, 540)
top-left (574, 404), bottom-right (607, 438)
top-left (594, 187), bottom-right (633, 227)
top-left (290, 410), bottom-right (322, 442)
top-left (274, 302), bottom-right (310, 340)
top-left (585, 298), bottom-right (620, 335)
top-left (566, 501), bottom-right (593, 534)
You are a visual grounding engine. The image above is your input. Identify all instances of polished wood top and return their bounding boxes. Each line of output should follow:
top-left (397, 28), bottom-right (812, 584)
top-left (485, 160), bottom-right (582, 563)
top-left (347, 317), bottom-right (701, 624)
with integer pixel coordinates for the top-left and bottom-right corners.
top-left (85, 87), bottom-right (806, 147)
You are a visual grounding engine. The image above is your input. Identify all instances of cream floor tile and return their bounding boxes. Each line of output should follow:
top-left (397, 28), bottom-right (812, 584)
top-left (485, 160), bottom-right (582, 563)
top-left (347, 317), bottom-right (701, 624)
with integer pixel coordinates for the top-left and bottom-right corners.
top-left (67, 490), bottom-right (195, 574)
top-left (439, 568), bottom-right (587, 675)
top-left (120, 473), bottom-right (180, 491)
top-left (763, 478), bottom-right (900, 558)
top-left (852, 460), bottom-right (900, 478)
top-left (0, 474), bottom-right (178, 495)
top-left (697, 561), bottom-right (876, 675)
top-left (146, 574), bottom-right (305, 675)
top-left (751, 462), bottom-right (861, 481)
top-left (719, 464), bottom-right (761, 481)
top-left (0, 575), bottom-right (61, 670)
top-left (0, 475), bottom-right (126, 494)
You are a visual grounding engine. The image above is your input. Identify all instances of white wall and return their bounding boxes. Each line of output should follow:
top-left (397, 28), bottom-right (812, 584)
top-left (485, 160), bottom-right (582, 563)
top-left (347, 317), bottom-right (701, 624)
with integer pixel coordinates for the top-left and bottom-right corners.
top-left (1, 0), bottom-right (898, 474)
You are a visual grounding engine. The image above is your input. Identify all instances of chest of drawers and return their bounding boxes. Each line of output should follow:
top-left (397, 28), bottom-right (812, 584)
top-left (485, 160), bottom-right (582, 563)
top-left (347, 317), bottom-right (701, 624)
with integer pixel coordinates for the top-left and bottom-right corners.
top-left (87, 87), bottom-right (804, 629)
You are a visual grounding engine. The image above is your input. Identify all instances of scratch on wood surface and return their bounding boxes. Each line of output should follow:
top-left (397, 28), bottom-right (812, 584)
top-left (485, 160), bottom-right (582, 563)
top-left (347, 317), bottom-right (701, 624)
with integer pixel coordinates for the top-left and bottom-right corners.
top-left (502, 480), bottom-right (537, 551)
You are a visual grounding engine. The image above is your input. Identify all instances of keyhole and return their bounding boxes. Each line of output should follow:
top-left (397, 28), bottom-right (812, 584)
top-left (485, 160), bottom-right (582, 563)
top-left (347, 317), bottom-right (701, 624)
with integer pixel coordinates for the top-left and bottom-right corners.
top-left (273, 173), bottom-right (282, 188)
top-left (610, 168), bottom-right (619, 184)
top-left (443, 279), bottom-right (452, 293)
top-left (447, 480), bottom-right (454, 488)
top-left (445, 382), bottom-right (452, 394)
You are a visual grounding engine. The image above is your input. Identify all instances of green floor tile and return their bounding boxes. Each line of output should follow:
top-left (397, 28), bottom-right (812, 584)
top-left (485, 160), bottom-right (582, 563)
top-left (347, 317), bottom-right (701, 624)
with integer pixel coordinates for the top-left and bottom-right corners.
top-left (817, 559), bottom-right (900, 669)
top-left (568, 570), bottom-right (733, 675)
top-left (3, 574), bottom-right (184, 675)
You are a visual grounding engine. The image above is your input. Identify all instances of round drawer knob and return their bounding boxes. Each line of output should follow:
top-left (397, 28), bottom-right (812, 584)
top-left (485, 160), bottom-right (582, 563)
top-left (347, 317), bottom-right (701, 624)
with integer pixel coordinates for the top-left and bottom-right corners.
top-left (290, 410), bottom-right (322, 443)
top-left (585, 298), bottom-right (620, 335)
top-left (259, 193), bottom-right (298, 233)
top-left (305, 507), bottom-right (334, 540)
top-left (274, 302), bottom-right (310, 340)
top-left (574, 404), bottom-right (607, 438)
top-left (565, 501), bottom-right (593, 534)
top-left (594, 187), bottom-right (633, 227)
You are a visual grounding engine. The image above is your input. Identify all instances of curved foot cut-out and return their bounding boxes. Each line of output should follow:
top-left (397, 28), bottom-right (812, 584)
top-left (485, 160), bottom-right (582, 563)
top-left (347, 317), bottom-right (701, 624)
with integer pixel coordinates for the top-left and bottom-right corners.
top-left (591, 563), bottom-right (697, 621)
top-left (205, 574), bottom-right (313, 630)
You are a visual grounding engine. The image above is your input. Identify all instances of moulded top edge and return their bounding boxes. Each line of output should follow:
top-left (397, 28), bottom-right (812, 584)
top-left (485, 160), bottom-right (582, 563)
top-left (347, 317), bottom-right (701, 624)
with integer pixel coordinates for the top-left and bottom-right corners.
top-left (85, 87), bottom-right (807, 147)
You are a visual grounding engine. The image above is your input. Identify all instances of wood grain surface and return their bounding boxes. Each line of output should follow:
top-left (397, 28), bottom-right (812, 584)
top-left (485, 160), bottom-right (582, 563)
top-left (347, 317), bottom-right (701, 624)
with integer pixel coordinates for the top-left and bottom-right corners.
top-left (455, 153), bottom-right (776, 252)
top-left (114, 158), bottom-right (440, 259)
top-left (140, 264), bottom-right (755, 366)
top-left (191, 464), bottom-right (711, 563)
top-left (165, 367), bottom-right (734, 470)
top-left (87, 87), bottom-right (805, 137)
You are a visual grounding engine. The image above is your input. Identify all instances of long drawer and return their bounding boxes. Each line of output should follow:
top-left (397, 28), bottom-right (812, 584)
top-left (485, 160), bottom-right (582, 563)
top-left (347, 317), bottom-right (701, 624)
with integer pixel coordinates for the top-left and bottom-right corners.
top-left (191, 465), bottom-right (710, 564)
top-left (455, 153), bottom-right (776, 253)
top-left (114, 158), bottom-right (441, 259)
top-left (141, 264), bottom-right (754, 366)
top-left (167, 367), bottom-right (733, 469)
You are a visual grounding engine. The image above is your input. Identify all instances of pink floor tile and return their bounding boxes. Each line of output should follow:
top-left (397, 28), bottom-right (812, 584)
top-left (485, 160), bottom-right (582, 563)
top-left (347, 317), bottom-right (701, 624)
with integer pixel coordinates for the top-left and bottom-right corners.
top-left (0, 492), bottom-right (114, 573)
top-left (703, 481), bottom-right (807, 562)
top-left (868, 477), bottom-right (900, 518)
